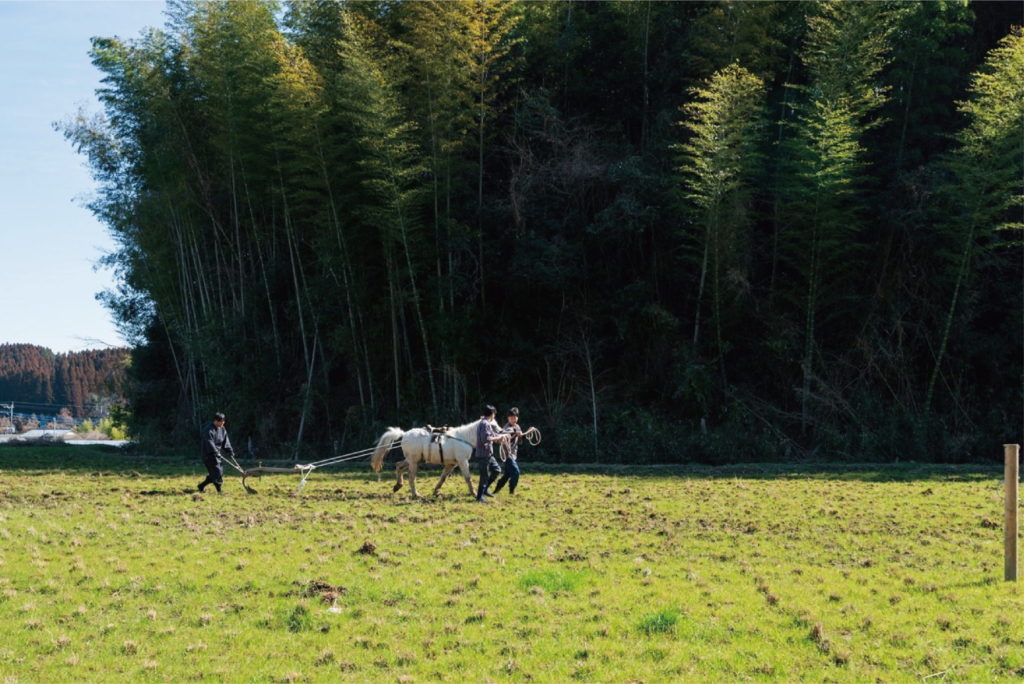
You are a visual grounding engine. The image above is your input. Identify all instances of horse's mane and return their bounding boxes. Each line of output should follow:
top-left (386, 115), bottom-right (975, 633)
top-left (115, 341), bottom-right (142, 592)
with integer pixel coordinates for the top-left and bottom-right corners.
top-left (447, 418), bottom-right (483, 443)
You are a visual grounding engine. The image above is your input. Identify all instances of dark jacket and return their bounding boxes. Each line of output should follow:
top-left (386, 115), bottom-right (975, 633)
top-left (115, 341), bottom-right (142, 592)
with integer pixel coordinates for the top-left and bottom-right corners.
top-left (201, 422), bottom-right (234, 460)
top-left (475, 418), bottom-right (500, 461)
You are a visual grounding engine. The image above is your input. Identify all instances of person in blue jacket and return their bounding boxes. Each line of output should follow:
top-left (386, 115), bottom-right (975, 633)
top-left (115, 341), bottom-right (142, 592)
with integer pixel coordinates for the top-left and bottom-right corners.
top-left (198, 412), bottom-right (235, 493)
top-left (492, 407), bottom-right (523, 495)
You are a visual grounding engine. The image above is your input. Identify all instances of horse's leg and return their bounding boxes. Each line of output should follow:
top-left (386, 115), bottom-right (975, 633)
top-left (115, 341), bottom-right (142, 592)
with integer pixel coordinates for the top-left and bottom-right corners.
top-left (434, 464), bottom-right (455, 496)
top-left (458, 457), bottom-right (475, 497)
top-left (408, 459), bottom-right (420, 499)
top-left (393, 460), bottom-right (407, 492)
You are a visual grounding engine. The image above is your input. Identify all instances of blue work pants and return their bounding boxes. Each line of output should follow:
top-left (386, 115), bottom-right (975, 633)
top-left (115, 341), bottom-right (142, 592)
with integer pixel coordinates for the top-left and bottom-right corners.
top-left (493, 457), bottom-right (520, 494)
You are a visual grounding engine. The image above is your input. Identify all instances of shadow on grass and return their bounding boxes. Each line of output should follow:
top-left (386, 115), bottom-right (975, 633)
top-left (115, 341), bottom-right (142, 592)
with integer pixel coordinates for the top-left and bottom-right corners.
top-left (125, 487), bottom-right (391, 501)
top-left (0, 444), bottom-right (1002, 483)
top-left (525, 461), bottom-right (1001, 483)
top-left (134, 487), bottom-right (193, 496)
top-left (0, 444), bottom-right (372, 477)
top-left (920, 576), bottom-right (1001, 592)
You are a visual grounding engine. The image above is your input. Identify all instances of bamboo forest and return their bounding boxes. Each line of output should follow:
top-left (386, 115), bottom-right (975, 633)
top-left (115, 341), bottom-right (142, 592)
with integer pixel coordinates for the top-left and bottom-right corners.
top-left (61, 0), bottom-right (1023, 462)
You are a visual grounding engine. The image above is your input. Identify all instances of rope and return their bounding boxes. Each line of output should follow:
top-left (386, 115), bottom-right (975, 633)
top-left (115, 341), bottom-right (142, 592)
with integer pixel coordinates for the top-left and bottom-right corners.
top-left (221, 446), bottom-right (373, 477)
top-left (238, 442), bottom-right (402, 494)
top-left (298, 444), bottom-right (385, 469)
top-left (297, 464), bottom-right (315, 492)
top-left (497, 426), bottom-right (541, 461)
top-left (244, 442), bottom-right (396, 474)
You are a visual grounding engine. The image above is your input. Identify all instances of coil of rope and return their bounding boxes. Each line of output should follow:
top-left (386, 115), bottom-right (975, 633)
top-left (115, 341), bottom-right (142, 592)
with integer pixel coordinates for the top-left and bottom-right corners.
top-left (522, 426), bottom-right (542, 446)
top-left (498, 426), bottom-right (542, 461)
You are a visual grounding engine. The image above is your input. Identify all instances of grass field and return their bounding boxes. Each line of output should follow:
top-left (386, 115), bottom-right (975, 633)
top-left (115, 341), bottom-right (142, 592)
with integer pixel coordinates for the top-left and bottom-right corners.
top-left (1, 446), bottom-right (1022, 683)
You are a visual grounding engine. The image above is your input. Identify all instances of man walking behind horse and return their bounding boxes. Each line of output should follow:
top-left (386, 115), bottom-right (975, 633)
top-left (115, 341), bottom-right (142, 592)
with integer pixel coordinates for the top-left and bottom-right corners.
top-left (198, 412), bottom-right (235, 493)
top-left (475, 404), bottom-right (506, 503)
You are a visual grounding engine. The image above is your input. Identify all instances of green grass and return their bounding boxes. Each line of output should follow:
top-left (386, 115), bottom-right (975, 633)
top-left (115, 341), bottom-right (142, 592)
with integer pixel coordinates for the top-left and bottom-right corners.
top-left (518, 568), bottom-right (589, 594)
top-left (0, 446), bottom-right (1022, 682)
top-left (637, 608), bottom-right (681, 635)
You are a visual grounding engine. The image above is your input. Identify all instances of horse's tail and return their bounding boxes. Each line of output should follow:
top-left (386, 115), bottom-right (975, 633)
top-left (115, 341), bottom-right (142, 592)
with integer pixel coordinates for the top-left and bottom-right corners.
top-left (371, 427), bottom-right (404, 473)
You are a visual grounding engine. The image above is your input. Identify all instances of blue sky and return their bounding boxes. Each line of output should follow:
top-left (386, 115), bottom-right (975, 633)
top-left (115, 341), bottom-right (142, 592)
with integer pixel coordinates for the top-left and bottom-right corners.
top-left (0, 1), bottom-right (167, 353)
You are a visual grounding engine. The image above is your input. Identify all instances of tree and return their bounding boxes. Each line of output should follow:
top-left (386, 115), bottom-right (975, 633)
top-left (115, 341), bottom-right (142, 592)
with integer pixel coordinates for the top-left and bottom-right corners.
top-left (465, 0), bottom-right (523, 307)
top-left (777, 1), bottom-right (897, 434)
top-left (925, 27), bottom-right (1024, 413)
top-left (396, 0), bottom-right (523, 311)
top-left (879, 1), bottom-right (973, 174)
top-left (675, 63), bottom-right (766, 385)
top-left (336, 11), bottom-right (435, 412)
top-left (688, 1), bottom-right (793, 83)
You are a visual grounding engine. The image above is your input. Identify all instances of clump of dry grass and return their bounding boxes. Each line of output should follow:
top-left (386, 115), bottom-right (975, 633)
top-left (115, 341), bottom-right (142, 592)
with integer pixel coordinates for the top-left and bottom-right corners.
top-left (300, 579), bottom-right (346, 604)
top-left (810, 622), bottom-right (830, 653)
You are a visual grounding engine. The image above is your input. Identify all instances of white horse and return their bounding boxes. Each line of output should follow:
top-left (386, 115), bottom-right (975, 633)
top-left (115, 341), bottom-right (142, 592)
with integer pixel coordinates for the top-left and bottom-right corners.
top-left (370, 419), bottom-right (505, 499)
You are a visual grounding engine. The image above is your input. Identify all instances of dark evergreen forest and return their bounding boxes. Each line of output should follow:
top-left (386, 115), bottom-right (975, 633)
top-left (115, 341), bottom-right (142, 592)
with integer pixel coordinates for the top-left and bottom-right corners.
top-left (0, 344), bottom-right (129, 420)
top-left (61, 1), bottom-right (1022, 462)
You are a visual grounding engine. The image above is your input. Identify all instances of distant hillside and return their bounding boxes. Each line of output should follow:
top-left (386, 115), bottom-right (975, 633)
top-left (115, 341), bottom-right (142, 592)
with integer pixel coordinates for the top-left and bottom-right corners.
top-left (0, 343), bottom-right (129, 418)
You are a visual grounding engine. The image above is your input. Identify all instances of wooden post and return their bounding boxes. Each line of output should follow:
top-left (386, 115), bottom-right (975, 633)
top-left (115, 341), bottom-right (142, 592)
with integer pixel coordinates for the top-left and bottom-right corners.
top-left (1006, 444), bottom-right (1019, 582)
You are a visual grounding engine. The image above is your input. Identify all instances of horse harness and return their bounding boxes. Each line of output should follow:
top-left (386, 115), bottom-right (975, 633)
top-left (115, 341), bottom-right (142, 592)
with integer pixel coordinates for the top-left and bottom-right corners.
top-left (426, 425), bottom-right (450, 465)
top-left (424, 425), bottom-right (472, 465)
